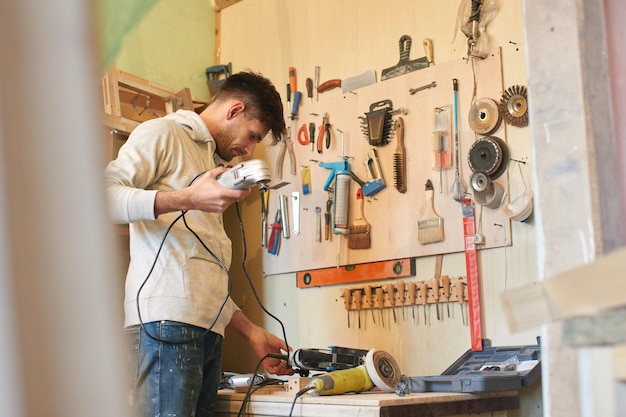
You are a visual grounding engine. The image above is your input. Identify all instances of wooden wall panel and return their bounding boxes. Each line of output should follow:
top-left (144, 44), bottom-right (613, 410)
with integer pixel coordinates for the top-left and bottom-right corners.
top-left (262, 50), bottom-right (510, 275)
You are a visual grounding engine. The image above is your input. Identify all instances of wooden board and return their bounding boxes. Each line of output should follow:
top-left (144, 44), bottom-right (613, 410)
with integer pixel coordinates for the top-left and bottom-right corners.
top-left (263, 49), bottom-right (511, 276)
top-left (215, 389), bottom-right (518, 417)
top-left (502, 246), bottom-right (626, 332)
top-left (296, 258), bottom-right (416, 288)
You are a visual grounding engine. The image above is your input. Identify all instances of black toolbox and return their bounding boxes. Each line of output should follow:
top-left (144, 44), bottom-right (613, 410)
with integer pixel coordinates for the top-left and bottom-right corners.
top-left (395, 339), bottom-right (541, 395)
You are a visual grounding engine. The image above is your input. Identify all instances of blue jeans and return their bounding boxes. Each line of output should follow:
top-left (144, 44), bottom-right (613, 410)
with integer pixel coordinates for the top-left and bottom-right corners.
top-left (126, 321), bottom-right (223, 417)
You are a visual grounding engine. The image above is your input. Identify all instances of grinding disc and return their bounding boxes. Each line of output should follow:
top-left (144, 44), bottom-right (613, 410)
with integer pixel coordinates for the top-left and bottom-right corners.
top-left (468, 136), bottom-right (509, 180)
top-left (467, 136), bottom-right (502, 176)
top-left (365, 349), bottom-right (402, 392)
top-left (470, 172), bottom-right (491, 193)
top-left (468, 98), bottom-right (502, 135)
top-left (487, 136), bottom-right (509, 180)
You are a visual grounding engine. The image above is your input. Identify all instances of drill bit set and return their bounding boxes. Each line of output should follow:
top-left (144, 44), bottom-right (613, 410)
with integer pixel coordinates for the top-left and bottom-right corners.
top-left (339, 277), bottom-right (467, 329)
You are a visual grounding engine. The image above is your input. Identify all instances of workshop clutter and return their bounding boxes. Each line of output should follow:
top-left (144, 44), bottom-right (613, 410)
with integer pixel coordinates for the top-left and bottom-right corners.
top-left (339, 277), bottom-right (468, 328)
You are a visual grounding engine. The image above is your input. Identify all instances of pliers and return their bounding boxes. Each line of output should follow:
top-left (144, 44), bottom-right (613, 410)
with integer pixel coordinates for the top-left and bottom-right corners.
top-left (276, 126), bottom-right (296, 179)
top-left (268, 209), bottom-right (282, 255)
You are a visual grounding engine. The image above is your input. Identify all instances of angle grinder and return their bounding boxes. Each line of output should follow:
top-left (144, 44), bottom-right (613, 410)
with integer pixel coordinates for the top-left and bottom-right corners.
top-left (305, 349), bottom-right (401, 396)
top-left (216, 159), bottom-right (271, 190)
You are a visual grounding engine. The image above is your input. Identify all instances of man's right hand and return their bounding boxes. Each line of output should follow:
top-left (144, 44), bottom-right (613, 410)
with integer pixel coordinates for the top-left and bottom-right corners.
top-left (154, 167), bottom-right (250, 216)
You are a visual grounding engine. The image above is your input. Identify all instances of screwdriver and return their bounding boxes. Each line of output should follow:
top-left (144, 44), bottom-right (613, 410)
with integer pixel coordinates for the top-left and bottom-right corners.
top-left (286, 83), bottom-right (291, 111)
top-left (289, 66), bottom-right (297, 103)
top-left (374, 287), bottom-right (385, 328)
top-left (341, 288), bottom-right (352, 328)
top-left (306, 77), bottom-right (313, 103)
top-left (364, 285), bottom-right (375, 325)
top-left (395, 281), bottom-right (406, 321)
top-left (419, 282), bottom-right (429, 326)
top-left (455, 281), bottom-right (466, 325)
top-left (442, 275), bottom-right (451, 318)
top-left (314, 66), bottom-right (320, 101)
top-left (290, 91), bottom-right (302, 120)
top-left (309, 122), bottom-right (316, 152)
top-left (407, 282), bottom-right (417, 324)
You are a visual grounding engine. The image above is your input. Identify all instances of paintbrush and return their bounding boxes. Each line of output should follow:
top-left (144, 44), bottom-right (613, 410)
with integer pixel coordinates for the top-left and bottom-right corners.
top-left (348, 187), bottom-right (371, 249)
top-left (393, 116), bottom-right (407, 193)
top-left (418, 179), bottom-right (444, 244)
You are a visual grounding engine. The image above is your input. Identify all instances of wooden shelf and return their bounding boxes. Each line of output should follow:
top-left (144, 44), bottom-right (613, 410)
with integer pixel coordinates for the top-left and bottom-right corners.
top-left (101, 67), bottom-right (204, 161)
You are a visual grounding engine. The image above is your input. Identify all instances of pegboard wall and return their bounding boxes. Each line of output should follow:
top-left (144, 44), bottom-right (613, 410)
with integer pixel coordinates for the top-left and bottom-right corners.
top-left (263, 49), bottom-right (511, 276)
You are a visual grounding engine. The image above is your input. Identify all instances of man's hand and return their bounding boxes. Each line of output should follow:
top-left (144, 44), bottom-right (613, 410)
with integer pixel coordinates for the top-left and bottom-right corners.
top-left (154, 167), bottom-right (250, 216)
top-left (229, 311), bottom-right (295, 376)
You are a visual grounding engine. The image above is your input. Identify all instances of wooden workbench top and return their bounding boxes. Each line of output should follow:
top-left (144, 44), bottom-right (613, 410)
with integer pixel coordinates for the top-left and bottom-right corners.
top-left (216, 387), bottom-right (519, 417)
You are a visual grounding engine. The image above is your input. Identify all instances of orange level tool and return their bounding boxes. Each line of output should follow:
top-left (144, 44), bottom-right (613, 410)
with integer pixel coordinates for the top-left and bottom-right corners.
top-left (462, 198), bottom-right (483, 351)
top-left (297, 258), bottom-right (416, 288)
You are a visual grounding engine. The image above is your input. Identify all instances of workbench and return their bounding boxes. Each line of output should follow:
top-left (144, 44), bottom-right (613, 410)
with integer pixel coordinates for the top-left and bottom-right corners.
top-left (215, 387), bottom-right (518, 417)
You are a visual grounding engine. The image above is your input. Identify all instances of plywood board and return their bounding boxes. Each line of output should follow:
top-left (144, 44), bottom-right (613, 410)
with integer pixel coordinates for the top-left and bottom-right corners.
top-left (263, 50), bottom-right (511, 275)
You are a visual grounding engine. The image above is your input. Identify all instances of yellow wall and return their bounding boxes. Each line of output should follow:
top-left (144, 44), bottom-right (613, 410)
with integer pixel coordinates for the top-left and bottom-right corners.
top-left (114, 0), bottom-right (216, 102)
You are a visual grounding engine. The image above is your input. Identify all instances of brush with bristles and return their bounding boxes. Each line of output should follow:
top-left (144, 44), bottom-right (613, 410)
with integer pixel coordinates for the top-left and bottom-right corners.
top-left (348, 187), bottom-right (371, 249)
top-left (418, 179), bottom-right (445, 244)
top-left (393, 116), bottom-right (407, 193)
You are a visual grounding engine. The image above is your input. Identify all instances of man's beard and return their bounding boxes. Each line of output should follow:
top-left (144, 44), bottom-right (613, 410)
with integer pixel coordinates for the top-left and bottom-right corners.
top-left (214, 132), bottom-right (235, 161)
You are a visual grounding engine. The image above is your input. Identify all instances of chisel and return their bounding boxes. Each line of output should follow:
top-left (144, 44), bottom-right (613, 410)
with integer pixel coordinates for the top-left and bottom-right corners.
top-left (364, 285), bottom-right (375, 325)
top-left (375, 287), bottom-right (385, 328)
top-left (353, 289), bottom-right (362, 329)
top-left (395, 281), bottom-right (406, 321)
top-left (455, 281), bottom-right (466, 325)
top-left (420, 282), bottom-right (429, 325)
top-left (407, 282), bottom-right (417, 324)
top-left (341, 288), bottom-right (352, 328)
top-left (383, 284), bottom-right (396, 324)
top-left (442, 275), bottom-right (451, 318)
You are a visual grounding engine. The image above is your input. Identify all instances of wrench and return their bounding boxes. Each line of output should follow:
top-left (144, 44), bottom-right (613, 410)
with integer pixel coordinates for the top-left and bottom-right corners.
top-left (409, 81), bottom-right (437, 95)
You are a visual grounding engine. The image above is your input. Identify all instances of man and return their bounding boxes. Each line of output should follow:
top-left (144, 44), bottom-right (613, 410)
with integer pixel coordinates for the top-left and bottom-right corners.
top-left (104, 71), bottom-right (294, 417)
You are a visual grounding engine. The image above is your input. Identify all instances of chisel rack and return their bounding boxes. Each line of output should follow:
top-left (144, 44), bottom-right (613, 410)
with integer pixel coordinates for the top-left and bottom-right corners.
top-left (339, 276), bottom-right (468, 328)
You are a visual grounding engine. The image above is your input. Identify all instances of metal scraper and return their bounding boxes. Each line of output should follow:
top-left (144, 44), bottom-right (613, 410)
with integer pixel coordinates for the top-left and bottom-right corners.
top-left (317, 70), bottom-right (377, 95)
top-left (381, 35), bottom-right (429, 81)
top-left (341, 70), bottom-right (376, 93)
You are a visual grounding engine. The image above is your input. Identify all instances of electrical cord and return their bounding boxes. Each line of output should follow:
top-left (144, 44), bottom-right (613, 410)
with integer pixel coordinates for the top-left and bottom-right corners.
top-left (234, 201), bottom-right (290, 352)
top-left (136, 170), bottom-right (230, 344)
top-left (289, 386), bottom-right (316, 417)
top-left (233, 198), bottom-right (293, 416)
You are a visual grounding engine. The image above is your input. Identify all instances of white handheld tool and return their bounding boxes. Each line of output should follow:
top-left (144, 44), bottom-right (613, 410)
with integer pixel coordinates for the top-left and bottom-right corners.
top-left (216, 159), bottom-right (271, 190)
top-left (291, 191), bottom-right (300, 235)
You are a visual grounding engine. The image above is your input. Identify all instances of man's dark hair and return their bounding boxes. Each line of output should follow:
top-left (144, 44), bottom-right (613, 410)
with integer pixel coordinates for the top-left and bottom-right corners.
top-left (213, 71), bottom-right (285, 145)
